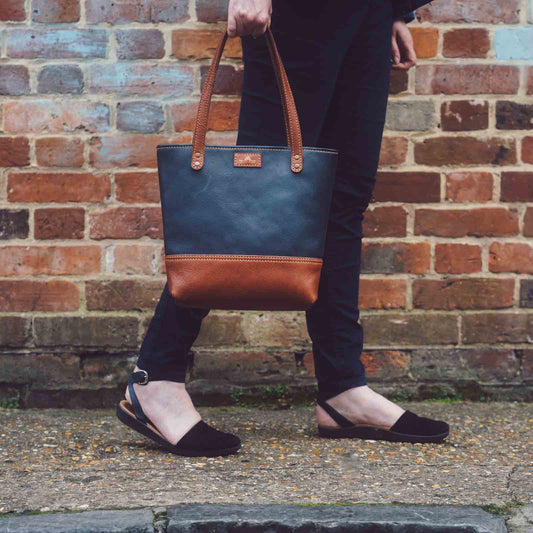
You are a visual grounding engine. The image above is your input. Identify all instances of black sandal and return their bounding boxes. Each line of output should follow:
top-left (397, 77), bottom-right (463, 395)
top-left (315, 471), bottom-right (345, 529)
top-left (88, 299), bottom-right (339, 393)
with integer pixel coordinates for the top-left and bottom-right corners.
top-left (317, 396), bottom-right (449, 444)
top-left (116, 370), bottom-right (241, 457)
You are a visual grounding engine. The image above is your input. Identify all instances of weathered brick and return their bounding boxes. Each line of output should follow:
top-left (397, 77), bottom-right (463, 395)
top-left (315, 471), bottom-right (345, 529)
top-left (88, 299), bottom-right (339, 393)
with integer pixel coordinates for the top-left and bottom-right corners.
top-left (0, 354), bottom-right (81, 386)
top-left (361, 242), bottom-right (430, 274)
top-left (117, 102), bottom-right (164, 133)
top-left (35, 138), bottom-right (84, 167)
top-left (389, 69), bottom-right (408, 95)
top-left (115, 172), bottom-right (159, 203)
top-left (411, 348), bottom-right (519, 382)
top-left (0, 66), bottom-right (30, 95)
top-left (445, 172), bottom-right (493, 203)
top-left (373, 172), bottom-right (440, 203)
top-left (86, 279), bottom-right (163, 310)
top-left (443, 29), bottom-right (490, 58)
top-left (200, 65), bottom-right (242, 95)
top-left (0, 210), bottom-right (29, 240)
top-left (413, 278), bottom-right (515, 310)
top-left (410, 27), bottom-right (439, 58)
top-left (361, 350), bottom-right (410, 380)
top-left (7, 29), bottom-right (107, 59)
top-left (494, 28), bottom-right (533, 61)
top-left (113, 244), bottom-right (162, 274)
top-left (501, 172), bottom-right (533, 202)
top-left (441, 101), bottom-right (489, 131)
top-left (89, 207), bottom-right (162, 239)
top-left (0, 0), bottom-right (25, 21)
top-left (417, 1), bottom-right (520, 24)
top-left (385, 101), bottom-right (434, 131)
top-left (4, 101), bottom-right (109, 133)
top-left (361, 313), bottom-right (458, 346)
top-left (32, 0), bottom-right (80, 23)
top-left (528, 66), bottom-right (533, 95)
top-left (362, 206), bottom-right (407, 238)
top-left (239, 312), bottom-right (307, 348)
top-left (0, 317), bottom-right (30, 347)
top-left (414, 137), bottom-right (516, 166)
top-left (172, 29), bottom-right (242, 59)
top-left (195, 0), bottom-right (228, 22)
top-left (89, 135), bottom-right (166, 168)
top-left (34, 317), bottom-right (139, 348)
top-left (171, 100), bottom-right (240, 132)
top-left (519, 349), bottom-right (532, 382)
top-left (435, 243), bottom-right (482, 274)
top-left (524, 207), bottom-right (533, 237)
top-left (86, 0), bottom-right (189, 23)
top-left (195, 314), bottom-right (246, 347)
top-left (520, 280), bottom-right (533, 308)
top-left (0, 280), bottom-right (79, 311)
top-left (359, 279), bottom-right (407, 309)
top-left (496, 101), bottom-right (533, 130)
top-left (415, 208), bottom-right (519, 237)
top-left (489, 242), bottom-right (533, 274)
top-left (462, 313), bottom-right (532, 344)
top-left (0, 246), bottom-right (101, 275)
top-left (8, 172), bottom-right (110, 202)
top-left (378, 136), bottom-right (408, 166)
top-left (37, 65), bottom-right (83, 94)
top-left (115, 29), bottom-right (165, 60)
top-left (0, 137), bottom-right (30, 167)
top-left (89, 64), bottom-right (193, 97)
top-left (416, 65), bottom-right (519, 95)
top-left (34, 208), bottom-right (85, 240)
top-left (523, 137), bottom-right (533, 164)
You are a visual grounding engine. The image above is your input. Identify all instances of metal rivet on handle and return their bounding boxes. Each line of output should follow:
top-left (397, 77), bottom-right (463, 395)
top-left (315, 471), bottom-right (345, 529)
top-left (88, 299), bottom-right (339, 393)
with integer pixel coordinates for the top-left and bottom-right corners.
top-left (294, 154), bottom-right (300, 160)
top-left (195, 152), bottom-right (201, 157)
top-left (194, 161), bottom-right (200, 167)
top-left (294, 163), bottom-right (300, 169)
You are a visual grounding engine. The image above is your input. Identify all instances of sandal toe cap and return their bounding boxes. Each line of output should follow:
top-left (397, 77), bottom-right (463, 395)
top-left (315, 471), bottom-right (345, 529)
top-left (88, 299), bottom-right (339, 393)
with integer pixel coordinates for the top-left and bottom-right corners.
top-left (390, 410), bottom-right (449, 437)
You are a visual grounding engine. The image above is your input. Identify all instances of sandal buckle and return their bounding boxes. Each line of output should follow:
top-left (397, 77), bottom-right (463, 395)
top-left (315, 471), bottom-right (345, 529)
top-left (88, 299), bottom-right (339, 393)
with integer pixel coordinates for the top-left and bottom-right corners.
top-left (134, 369), bottom-right (149, 385)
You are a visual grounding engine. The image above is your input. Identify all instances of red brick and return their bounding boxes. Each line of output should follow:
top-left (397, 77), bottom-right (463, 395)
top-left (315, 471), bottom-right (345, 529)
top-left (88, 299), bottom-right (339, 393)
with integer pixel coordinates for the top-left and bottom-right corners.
top-left (415, 137), bottom-right (516, 166)
top-left (500, 172), bottom-right (533, 202)
top-left (416, 65), bottom-right (519, 95)
top-left (172, 100), bottom-right (240, 132)
top-left (0, 0), bottom-right (25, 20)
top-left (89, 207), bottom-right (162, 240)
top-left (115, 29), bottom-right (164, 60)
top-left (521, 137), bottom-right (533, 164)
top-left (0, 66), bottom-right (30, 95)
top-left (489, 243), bottom-right (533, 274)
top-left (389, 70), bottom-right (408, 95)
top-left (0, 246), bottom-right (101, 275)
top-left (445, 172), bottom-right (493, 203)
top-left (435, 243), bottom-right (482, 274)
top-left (524, 208), bottom-right (533, 237)
top-left (413, 278), bottom-right (515, 310)
top-left (0, 137), bottom-right (30, 167)
top-left (362, 206), bottom-right (407, 238)
top-left (115, 172), bottom-right (159, 203)
top-left (359, 279), bottom-right (407, 309)
top-left (417, 1), bottom-right (520, 24)
top-left (195, 0), bottom-right (227, 22)
top-left (86, 0), bottom-right (189, 23)
top-left (362, 242), bottom-right (430, 274)
top-left (35, 137), bottom-right (84, 167)
top-left (361, 350), bottom-right (410, 380)
top-left (89, 135), bottom-right (166, 168)
top-left (462, 313), bottom-right (533, 345)
top-left (200, 65), bottom-right (242, 95)
top-left (378, 137), bottom-right (408, 166)
top-left (7, 172), bottom-right (110, 202)
top-left (86, 279), bottom-right (164, 310)
top-left (34, 208), bottom-right (85, 240)
top-left (443, 29), bottom-right (489, 58)
top-left (113, 244), bottom-right (162, 274)
top-left (415, 208), bottom-right (519, 237)
top-left (441, 101), bottom-right (489, 131)
top-left (172, 29), bottom-right (242, 59)
top-left (32, 0), bottom-right (80, 22)
top-left (410, 27), bottom-right (439, 58)
top-left (528, 67), bottom-right (533, 95)
top-left (0, 280), bottom-right (79, 312)
top-left (373, 172), bottom-right (440, 203)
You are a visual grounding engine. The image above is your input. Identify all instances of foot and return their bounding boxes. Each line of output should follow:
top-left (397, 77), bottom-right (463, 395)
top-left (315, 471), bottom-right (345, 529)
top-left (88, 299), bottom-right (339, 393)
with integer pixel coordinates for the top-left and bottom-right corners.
top-left (124, 366), bottom-right (202, 446)
top-left (316, 385), bottom-right (406, 429)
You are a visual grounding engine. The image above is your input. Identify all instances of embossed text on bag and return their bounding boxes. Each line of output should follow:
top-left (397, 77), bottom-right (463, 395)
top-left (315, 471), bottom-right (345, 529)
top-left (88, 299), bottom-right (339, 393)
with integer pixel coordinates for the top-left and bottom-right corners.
top-left (234, 152), bottom-right (262, 168)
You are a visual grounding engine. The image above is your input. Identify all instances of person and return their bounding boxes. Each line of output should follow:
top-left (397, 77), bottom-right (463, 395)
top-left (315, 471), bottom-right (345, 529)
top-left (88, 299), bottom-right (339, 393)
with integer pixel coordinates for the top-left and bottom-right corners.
top-left (117, 0), bottom-right (449, 457)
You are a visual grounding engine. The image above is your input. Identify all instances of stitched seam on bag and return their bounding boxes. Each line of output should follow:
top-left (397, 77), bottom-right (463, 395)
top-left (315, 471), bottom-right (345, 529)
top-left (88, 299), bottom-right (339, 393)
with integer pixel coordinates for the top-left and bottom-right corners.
top-left (157, 145), bottom-right (337, 155)
top-left (165, 254), bottom-right (321, 263)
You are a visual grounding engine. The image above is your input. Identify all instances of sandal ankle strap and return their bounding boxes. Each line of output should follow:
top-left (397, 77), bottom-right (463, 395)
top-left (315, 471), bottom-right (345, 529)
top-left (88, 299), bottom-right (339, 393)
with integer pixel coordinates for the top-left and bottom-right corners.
top-left (128, 369), bottom-right (149, 424)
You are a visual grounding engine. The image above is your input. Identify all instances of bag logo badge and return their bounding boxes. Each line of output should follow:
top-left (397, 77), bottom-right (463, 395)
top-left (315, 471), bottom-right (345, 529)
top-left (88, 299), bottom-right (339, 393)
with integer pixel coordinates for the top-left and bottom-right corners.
top-left (234, 152), bottom-right (262, 167)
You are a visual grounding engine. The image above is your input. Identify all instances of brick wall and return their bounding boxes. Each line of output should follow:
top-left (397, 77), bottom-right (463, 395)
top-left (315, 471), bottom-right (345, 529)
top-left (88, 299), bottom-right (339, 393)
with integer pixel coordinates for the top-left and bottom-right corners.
top-left (0, 0), bottom-right (531, 407)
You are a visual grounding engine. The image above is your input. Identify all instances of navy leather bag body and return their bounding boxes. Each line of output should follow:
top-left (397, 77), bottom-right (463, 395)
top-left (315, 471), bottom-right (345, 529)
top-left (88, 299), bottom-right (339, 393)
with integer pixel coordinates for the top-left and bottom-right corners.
top-left (156, 27), bottom-right (338, 311)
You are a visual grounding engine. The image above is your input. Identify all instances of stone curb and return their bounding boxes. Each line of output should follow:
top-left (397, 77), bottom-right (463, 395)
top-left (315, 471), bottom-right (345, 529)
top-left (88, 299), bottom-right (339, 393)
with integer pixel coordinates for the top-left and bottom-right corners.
top-left (0, 503), bottom-right (510, 532)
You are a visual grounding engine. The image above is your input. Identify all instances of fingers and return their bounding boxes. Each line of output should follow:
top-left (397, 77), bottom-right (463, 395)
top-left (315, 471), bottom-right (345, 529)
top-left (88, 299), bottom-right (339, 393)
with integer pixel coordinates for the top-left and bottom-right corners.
top-left (391, 24), bottom-right (418, 71)
top-left (227, 0), bottom-right (272, 39)
top-left (391, 36), bottom-right (401, 66)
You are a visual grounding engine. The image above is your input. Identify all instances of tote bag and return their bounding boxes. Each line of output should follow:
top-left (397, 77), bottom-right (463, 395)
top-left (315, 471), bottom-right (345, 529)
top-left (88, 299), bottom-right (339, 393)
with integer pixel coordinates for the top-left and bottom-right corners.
top-left (157, 27), bottom-right (338, 311)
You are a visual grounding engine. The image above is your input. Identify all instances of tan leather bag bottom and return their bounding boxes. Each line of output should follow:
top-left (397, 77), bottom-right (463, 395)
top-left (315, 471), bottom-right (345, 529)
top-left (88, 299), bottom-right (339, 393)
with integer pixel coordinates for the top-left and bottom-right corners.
top-left (165, 254), bottom-right (322, 311)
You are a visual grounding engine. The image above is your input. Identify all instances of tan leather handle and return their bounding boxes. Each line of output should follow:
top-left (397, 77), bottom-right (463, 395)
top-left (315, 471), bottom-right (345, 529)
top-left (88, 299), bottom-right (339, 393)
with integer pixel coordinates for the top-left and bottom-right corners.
top-left (191, 27), bottom-right (304, 173)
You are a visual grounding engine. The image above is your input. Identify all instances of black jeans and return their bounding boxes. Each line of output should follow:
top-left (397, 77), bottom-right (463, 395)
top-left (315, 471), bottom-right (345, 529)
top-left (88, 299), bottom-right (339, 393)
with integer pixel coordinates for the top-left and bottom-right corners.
top-left (137, 0), bottom-right (394, 401)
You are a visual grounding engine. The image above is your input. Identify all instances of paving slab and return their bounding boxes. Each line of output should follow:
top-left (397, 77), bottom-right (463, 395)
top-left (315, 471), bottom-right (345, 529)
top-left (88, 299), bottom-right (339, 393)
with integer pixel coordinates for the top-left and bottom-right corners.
top-left (0, 401), bottom-right (531, 515)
